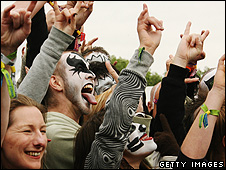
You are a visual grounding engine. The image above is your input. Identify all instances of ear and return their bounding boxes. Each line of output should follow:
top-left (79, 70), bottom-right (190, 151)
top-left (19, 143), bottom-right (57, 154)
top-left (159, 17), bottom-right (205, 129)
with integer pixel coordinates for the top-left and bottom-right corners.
top-left (49, 75), bottom-right (63, 92)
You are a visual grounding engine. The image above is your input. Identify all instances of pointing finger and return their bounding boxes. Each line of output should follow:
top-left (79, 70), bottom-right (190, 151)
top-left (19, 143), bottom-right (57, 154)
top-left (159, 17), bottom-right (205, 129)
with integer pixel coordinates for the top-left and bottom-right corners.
top-left (27, 1), bottom-right (37, 13)
top-left (183, 21), bottom-right (191, 36)
top-left (201, 30), bottom-right (210, 42)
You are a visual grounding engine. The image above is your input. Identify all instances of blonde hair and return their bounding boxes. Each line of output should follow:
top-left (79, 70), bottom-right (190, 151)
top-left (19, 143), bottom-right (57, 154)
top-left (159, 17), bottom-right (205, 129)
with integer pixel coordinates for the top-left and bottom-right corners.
top-left (83, 84), bottom-right (116, 122)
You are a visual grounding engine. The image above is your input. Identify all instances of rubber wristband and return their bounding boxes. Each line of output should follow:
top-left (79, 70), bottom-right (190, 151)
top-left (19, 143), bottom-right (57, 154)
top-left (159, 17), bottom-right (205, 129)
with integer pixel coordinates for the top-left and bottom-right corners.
top-left (138, 47), bottom-right (145, 64)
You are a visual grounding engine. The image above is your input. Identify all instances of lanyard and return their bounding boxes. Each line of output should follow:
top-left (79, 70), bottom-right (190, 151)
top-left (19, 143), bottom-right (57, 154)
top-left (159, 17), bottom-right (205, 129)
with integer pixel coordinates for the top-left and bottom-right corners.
top-left (1, 61), bottom-right (17, 98)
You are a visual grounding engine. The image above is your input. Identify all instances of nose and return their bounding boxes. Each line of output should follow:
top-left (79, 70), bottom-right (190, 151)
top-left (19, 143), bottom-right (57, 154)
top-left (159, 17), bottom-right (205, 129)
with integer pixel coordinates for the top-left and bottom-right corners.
top-left (139, 124), bottom-right (146, 132)
top-left (33, 131), bottom-right (47, 148)
top-left (85, 71), bottom-right (96, 80)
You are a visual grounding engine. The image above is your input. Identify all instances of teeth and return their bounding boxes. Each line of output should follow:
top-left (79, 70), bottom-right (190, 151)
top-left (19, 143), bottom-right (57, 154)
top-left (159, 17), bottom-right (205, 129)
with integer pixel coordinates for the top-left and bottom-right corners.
top-left (82, 84), bottom-right (93, 93)
top-left (26, 152), bottom-right (41, 156)
top-left (84, 84), bottom-right (93, 89)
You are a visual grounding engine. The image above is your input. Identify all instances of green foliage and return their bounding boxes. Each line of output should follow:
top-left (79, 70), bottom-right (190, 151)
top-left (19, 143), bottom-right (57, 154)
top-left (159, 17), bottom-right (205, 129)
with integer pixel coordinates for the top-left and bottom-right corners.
top-left (146, 71), bottom-right (162, 86)
top-left (110, 55), bottom-right (129, 72)
top-left (196, 66), bottom-right (211, 78)
top-left (110, 55), bottom-right (212, 86)
top-left (110, 55), bottom-right (213, 87)
top-left (110, 55), bottom-right (162, 86)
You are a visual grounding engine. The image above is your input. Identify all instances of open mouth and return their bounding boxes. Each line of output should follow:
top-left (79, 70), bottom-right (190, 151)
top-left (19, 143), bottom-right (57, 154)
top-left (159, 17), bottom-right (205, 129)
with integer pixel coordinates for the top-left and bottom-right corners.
top-left (139, 133), bottom-right (153, 141)
top-left (82, 84), bottom-right (93, 93)
top-left (81, 83), bottom-right (97, 105)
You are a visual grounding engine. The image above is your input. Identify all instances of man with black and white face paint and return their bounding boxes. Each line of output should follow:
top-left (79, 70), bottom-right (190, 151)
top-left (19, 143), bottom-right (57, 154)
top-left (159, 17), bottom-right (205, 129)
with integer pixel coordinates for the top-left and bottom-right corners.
top-left (83, 46), bottom-right (117, 95)
top-left (42, 51), bottom-right (97, 169)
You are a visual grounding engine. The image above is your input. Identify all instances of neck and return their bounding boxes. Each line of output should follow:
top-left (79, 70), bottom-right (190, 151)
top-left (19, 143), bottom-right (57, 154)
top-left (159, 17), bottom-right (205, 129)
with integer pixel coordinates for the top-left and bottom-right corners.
top-left (48, 97), bottom-right (81, 123)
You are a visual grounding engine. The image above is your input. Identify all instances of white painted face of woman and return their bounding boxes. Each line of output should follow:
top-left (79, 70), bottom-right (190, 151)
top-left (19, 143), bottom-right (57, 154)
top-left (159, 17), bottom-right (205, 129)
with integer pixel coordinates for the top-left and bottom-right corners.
top-left (125, 123), bottom-right (157, 156)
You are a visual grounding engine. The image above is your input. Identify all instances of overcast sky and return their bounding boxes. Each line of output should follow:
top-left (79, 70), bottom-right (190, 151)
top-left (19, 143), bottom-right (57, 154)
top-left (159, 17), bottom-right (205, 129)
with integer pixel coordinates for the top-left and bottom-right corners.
top-left (1, 1), bottom-right (225, 78)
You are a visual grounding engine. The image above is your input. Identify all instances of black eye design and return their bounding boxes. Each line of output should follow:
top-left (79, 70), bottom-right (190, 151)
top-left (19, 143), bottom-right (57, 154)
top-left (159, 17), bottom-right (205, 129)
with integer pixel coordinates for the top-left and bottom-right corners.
top-left (66, 54), bottom-right (93, 78)
top-left (138, 124), bottom-right (146, 132)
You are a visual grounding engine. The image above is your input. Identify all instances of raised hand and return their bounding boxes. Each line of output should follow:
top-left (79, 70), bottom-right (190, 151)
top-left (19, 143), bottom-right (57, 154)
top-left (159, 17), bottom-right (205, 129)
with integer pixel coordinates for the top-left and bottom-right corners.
top-left (173, 22), bottom-right (210, 68)
top-left (105, 61), bottom-right (119, 83)
top-left (137, 3), bottom-right (164, 55)
top-left (1, 1), bottom-right (37, 56)
top-left (53, 1), bottom-right (83, 35)
top-left (64, 1), bottom-right (94, 30)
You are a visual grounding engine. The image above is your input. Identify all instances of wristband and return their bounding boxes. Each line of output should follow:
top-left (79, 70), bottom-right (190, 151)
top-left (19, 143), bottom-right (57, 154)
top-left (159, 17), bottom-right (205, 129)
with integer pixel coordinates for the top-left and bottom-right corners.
top-left (199, 103), bottom-right (220, 129)
top-left (1, 61), bottom-right (17, 98)
top-left (1, 51), bottom-right (17, 66)
top-left (186, 63), bottom-right (197, 77)
top-left (138, 47), bottom-right (145, 64)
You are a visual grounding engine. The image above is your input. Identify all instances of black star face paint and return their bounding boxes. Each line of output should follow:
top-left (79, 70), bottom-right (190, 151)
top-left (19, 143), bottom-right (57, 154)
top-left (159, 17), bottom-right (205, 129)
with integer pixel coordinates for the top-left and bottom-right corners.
top-left (66, 52), bottom-right (95, 78)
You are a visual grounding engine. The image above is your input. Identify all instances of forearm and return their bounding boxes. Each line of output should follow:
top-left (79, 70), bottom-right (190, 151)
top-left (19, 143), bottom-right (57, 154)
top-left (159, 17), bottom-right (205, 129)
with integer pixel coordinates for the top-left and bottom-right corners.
top-left (26, 6), bottom-right (49, 68)
top-left (1, 64), bottom-right (11, 147)
top-left (181, 87), bottom-right (225, 159)
top-left (151, 64), bottom-right (189, 145)
top-left (18, 26), bottom-right (75, 103)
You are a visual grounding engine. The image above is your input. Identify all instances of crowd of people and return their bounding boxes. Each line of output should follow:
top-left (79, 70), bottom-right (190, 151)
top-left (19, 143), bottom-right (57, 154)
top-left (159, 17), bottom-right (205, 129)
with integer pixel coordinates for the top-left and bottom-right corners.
top-left (1, 1), bottom-right (225, 169)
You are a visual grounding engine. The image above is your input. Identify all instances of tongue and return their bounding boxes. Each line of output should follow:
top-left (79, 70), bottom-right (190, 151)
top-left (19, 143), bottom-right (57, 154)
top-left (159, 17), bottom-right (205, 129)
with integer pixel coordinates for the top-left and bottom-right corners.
top-left (82, 93), bottom-right (97, 105)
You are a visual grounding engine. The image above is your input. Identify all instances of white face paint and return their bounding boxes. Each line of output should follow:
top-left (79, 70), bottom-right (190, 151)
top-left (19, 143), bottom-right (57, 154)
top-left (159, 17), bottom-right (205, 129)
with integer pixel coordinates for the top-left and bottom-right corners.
top-left (85, 51), bottom-right (116, 95)
top-left (85, 52), bottom-right (110, 63)
top-left (125, 123), bottom-right (157, 156)
top-left (61, 52), bottom-right (97, 115)
top-left (95, 74), bottom-right (116, 95)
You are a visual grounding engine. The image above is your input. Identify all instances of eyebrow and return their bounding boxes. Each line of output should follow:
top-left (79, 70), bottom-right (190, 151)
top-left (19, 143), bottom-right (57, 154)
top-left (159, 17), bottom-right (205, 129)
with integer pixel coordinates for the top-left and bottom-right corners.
top-left (19, 124), bottom-right (47, 129)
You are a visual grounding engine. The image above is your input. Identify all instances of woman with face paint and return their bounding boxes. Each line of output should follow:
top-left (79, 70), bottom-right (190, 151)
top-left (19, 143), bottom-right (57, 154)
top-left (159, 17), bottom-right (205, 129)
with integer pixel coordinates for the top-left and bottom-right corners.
top-left (74, 108), bottom-right (157, 169)
top-left (73, 3), bottom-right (164, 169)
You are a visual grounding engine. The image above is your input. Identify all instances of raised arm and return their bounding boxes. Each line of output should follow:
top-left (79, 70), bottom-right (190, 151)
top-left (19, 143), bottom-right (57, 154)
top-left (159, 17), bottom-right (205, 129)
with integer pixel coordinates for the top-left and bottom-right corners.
top-left (84, 3), bottom-right (164, 169)
top-left (181, 54), bottom-right (225, 159)
top-left (18, 1), bottom-right (91, 103)
top-left (151, 22), bottom-right (209, 145)
top-left (1, 1), bottom-right (36, 147)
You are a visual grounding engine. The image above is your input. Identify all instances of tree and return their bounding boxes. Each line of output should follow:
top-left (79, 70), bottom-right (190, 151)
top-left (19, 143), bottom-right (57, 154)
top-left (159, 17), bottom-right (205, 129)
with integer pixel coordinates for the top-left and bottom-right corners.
top-left (110, 55), bottom-right (162, 86)
top-left (145, 71), bottom-right (162, 86)
top-left (110, 55), bottom-right (129, 72)
top-left (196, 66), bottom-right (211, 78)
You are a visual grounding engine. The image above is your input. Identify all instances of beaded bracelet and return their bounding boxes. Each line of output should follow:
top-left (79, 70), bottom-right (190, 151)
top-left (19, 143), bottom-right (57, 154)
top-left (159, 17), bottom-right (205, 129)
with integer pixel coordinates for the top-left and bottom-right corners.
top-left (199, 103), bottom-right (220, 129)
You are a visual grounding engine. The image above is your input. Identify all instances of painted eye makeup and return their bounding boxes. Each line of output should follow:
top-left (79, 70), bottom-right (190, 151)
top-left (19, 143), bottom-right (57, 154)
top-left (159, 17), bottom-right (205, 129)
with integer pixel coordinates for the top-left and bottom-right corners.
top-left (66, 53), bottom-right (94, 78)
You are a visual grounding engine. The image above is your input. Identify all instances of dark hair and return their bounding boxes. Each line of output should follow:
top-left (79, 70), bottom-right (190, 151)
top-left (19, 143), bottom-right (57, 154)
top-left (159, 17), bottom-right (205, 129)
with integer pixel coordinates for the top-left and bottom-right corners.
top-left (81, 46), bottom-right (110, 59)
top-left (74, 109), bottom-right (106, 169)
top-left (89, 61), bottom-right (120, 79)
